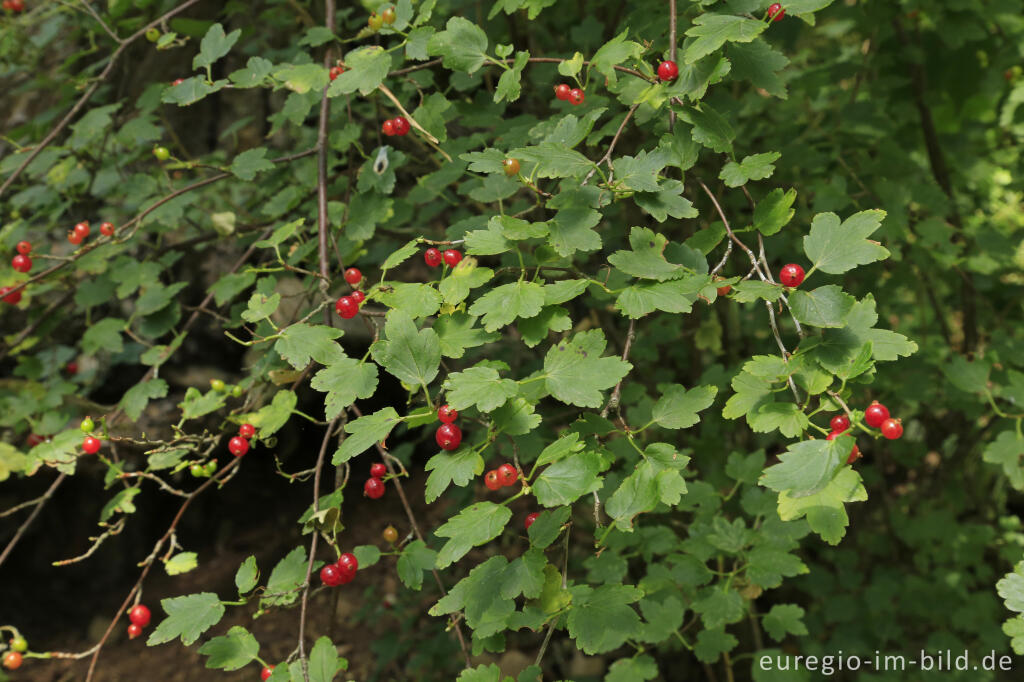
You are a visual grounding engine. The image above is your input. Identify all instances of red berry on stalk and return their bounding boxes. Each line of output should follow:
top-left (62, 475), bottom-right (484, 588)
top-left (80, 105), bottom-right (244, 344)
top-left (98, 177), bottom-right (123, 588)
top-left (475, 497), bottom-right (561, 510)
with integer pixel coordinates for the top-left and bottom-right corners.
top-left (438, 404), bottom-right (458, 424)
top-left (344, 267), bottom-right (362, 285)
top-left (524, 512), bottom-right (539, 530)
top-left (864, 401), bottom-right (890, 428)
top-left (320, 564), bottom-right (343, 586)
top-left (8, 0), bottom-right (23, 12)
top-left (392, 116), bottom-right (410, 136)
top-left (424, 247), bottom-right (442, 267)
top-left (171, 78), bottom-right (184, 86)
top-left (27, 433), bottom-right (44, 447)
top-left (568, 88), bottom-right (585, 105)
top-left (484, 470), bottom-right (502, 491)
top-left (238, 423), bottom-right (256, 440)
top-left (1, 285), bottom-right (22, 305)
top-left (337, 552), bottom-right (358, 575)
top-left (335, 295), bottom-right (358, 319)
top-left (436, 423), bottom-right (462, 451)
top-left (497, 463), bottom-right (518, 487)
top-left (716, 284), bottom-right (731, 297)
top-left (768, 3), bottom-right (785, 21)
top-left (261, 666), bottom-right (275, 681)
top-left (11, 254), bottom-right (31, 273)
top-left (66, 361), bottom-right (78, 375)
top-left (329, 66), bottom-right (344, 81)
top-left (82, 435), bottom-right (101, 454)
top-left (126, 623), bottom-right (143, 640)
top-left (228, 436), bottom-right (250, 457)
top-left (778, 263), bottom-right (805, 287)
top-left (554, 83), bottom-right (571, 100)
top-left (847, 444), bottom-right (862, 465)
top-left (381, 6), bottom-right (396, 24)
top-left (880, 418), bottom-right (903, 440)
top-left (100, 222), bottom-right (115, 236)
top-left (74, 222), bottom-right (90, 239)
top-left (351, 290), bottom-right (365, 304)
top-left (826, 430), bottom-right (858, 462)
top-left (830, 414), bottom-right (851, 433)
top-left (442, 249), bottom-right (462, 267)
top-left (16, 240), bottom-right (31, 255)
top-left (129, 604), bottom-right (151, 627)
top-left (364, 476), bottom-right (385, 499)
top-left (2, 651), bottom-right (22, 670)
top-left (657, 60), bottom-right (679, 82)
top-left (381, 119), bottom-right (395, 136)
top-left (68, 231), bottom-right (83, 245)
top-left (370, 462), bottom-right (387, 478)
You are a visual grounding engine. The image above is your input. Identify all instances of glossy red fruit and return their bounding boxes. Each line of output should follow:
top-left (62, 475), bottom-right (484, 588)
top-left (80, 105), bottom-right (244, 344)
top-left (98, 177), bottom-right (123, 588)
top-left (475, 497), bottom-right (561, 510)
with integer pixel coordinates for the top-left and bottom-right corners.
top-left (3, 651), bottom-right (23, 670)
top-left (228, 436), bottom-right (250, 457)
top-left (261, 666), bottom-right (275, 681)
top-left (100, 222), bottom-right (115, 236)
top-left (381, 6), bottom-right (396, 24)
top-left (435, 423), bottom-right (462, 451)
top-left (392, 116), bottom-right (410, 136)
top-left (344, 267), bottom-right (362, 285)
top-left (329, 65), bottom-right (344, 80)
top-left (657, 60), bottom-right (679, 81)
top-left (82, 435), bottom-right (101, 454)
top-left (716, 284), bottom-right (731, 296)
top-left (337, 552), bottom-right (358, 575)
top-left (484, 470), bottom-right (502, 491)
top-left (320, 564), bottom-right (343, 586)
top-left (238, 423), bottom-right (256, 440)
top-left (381, 119), bottom-right (395, 136)
top-left (554, 83), bottom-right (571, 100)
top-left (864, 401), bottom-right (890, 428)
top-left (778, 263), bottom-right (805, 287)
top-left (830, 414), bottom-right (851, 433)
top-left (11, 254), bottom-right (31, 273)
top-left (768, 3), bottom-right (785, 21)
top-left (129, 604), bottom-right (151, 627)
top-left (497, 463), bottom-right (518, 487)
top-left (524, 512), bottom-right (540, 530)
top-left (7, 0), bottom-right (23, 12)
top-left (438, 404), bottom-right (458, 424)
top-left (424, 247), bottom-right (442, 267)
top-left (16, 240), bottom-right (31, 255)
top-left (370, 462), bottom-right (387, 478)
top-left (847, 444), bottom-right (862, 465)
top-left (364, 476), bottom-right (385, 499)
top-left (66, 361), bottom-right (78, 375)
top-left (68, 230), bottom-right (83, 245)
top-left (171, 78), bottom-right (184, 86)
top-left (351, 290), bottom-right (365, 304)
top-left (74, 222), bottom-right (90, 239)
top-left (335, 295), bottom-right (358, 319)
top-left (27, 433), bottom-right (44, 447)
top-left (503, 158), bottom-right (520, 176)
top-left (442, 249), bottom-right (462, 267)
top-left (382, 525), bottom-right (398, 543)
top-left (880, 418), bottom-right (903, 440)
top-left (1, 285), bottom-right (22, 305)
top-left (125, 623), bottom-right (142, 639)
top-left (568, 88), bottom-right (585, 105)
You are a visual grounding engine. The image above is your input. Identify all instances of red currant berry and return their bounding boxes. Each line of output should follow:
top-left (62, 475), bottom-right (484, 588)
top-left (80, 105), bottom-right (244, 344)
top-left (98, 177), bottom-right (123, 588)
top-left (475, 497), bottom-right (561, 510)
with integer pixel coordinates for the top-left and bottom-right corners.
top-left (337, 552), bottom-right (358, 575)
top-left (830, 414), bottom-right (851, 433)
top-left (27, 433), bottom-right (44, 447)
top-left (716, 284), bottom-right (731, 296)
top-left (368, 12), bottom-right (383, 31)
top-left (364, 476), bottom-right (385, 499)
top-left (171, 78), bottom-right (184, 86)
top-left (880, 418), bottom-right (903, 440)
top-left (74, 222), bottom-right (90, 239)
top-left (568, 88), bottom-right (585, 105)
top-left (68, 230), bottom-right (83, 245)
top-left (381, 119), bottom-right (395, 136)
top-left (497, 463), bottom-right (518, 487)
top-left (66, 361), bottom-right (78, 375)
top-left (351, 290), bottom-right (365, 304)
top-left (438, 404), bottom-right (458, 424)
top-left (392, 116), bottom-right (410, 136)
top-left (370, 462), bottom-right (387, 478)
top-left (657, 60), bottom-right (679, 82)
top-left (864, 401), bottom-right (890, 428)
top-left (11, 254), bottom-right (31, 273)
top-left (484, 470), bottom-right (502, 491)
top-left (261, 666), bottom-right (275, 681)
top-left (424, 247), bottom-right (442, 267)
top-left (335, 295), bottom-right (358, 319)
top-left (768, 3), bottom-right (785, 21)
top-left (503, 158), bottom-right (520, 176)
top-left (825, 430), bottom-right (858, 461)
top-left (3, 652), bottom-right (23, 670)
top-left (329, 66), bottom-right (344, 81)
top-left (82, 435), bottom-right (101, 454)
top-left (228, 436), bottom-right (250, 457)
top-left (524, 512), bottom-right (539, 530)
top-left (778, 263), bottom-right (805, 287)
top-left (320, 564), bottom-right (343, 587)
top-left (344, 267), bottom-right (362, 285)
top-left (382, 525), bottom-right (398, 543)
top-left (382, 6), bottom-right (396, 24)
top-left (129, 604), bottom-right (151, 627)
top-left (554, 83), bottom-right (571, 101)
top-left (442, 249), bottom-right (462, 267)
top-left (1, 285), bottom-right (22, 305)
top-left (100, 222), bottom-right (115, 236)
top-left (238, 423), bottom-right (256, 440)
top-left (435, 423), bottom-right (462, 451)
top-left (16, 240), bottom-right (31, 255)
top-left (847, 444), bottom-right (862, 465)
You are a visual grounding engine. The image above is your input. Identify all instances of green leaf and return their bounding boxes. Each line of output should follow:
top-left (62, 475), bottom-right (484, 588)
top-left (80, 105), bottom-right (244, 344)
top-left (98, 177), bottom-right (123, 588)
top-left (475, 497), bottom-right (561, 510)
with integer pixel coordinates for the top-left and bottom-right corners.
top-left (605, 656), bottom-right (658, 682)
top-left (397, 540), bottom-right (438, 591)
top-left (684, 14), bottom-right (765, 64)
top-left (803, 210), bottom-right (890, 274)
top-left (382, 239), bottom-right (420, 272)
top-left (119, 379), bottom-right (169, 422)
top-left (457, 664), bottom-right (502, 682)
top-left (731, 280), bottom-right (783, 303)
top-left (310, 358), bottom-right (379, 420)
top-left (353, 545), bottom-right (381, 569)
top-left (788, 285), bottom-right (855, 328)
top-left (209, 272), bottom-right (256, 305)
top-left (746, 547), bottom-right (809, 589)
top-left (719, 152), bottom-right (781, 187)
top-left (229, 56), bottom-right (274, 87)
top-left (615, 276), bottom-right (708, 318)
top-left (235, 556), bottom-right (259, 594)
top-left (241, 291), bottom-right (280, 323)
top-left (82, 317), bottom-right (126, 355)
top-left (612, 150), bottom-right (667, 193)
top-left (468, 280), bottom-right (545, 332)
top-left (650, 384), bottom-right (718, 429)
top-left (591, 30), bottom-right (643, 85)
top-left (533, 451), bottom-right (603, 507)
top-left (431, 556), bottom-right (515, 637)
top-left (694, 627), bottom-right (739, 663)
top-left (944, 355), bottom-right (991, 393)
top-left (438, 264), bottom-right (494, 306)
top-left (299, 26), bottom-right (336, 47)
top-left (495, 51), bottom-right (529, 103)
top-left (239, 390), bottom-right (296, 438)
top-left (544, 330), bottom-right (632, 408)
top-left (328, 46), bottom-right (391, 96)
top-left (535, 433), bottom-right (585, 468)
top-left (193, 23), bottom-right (241, 71)
top-left (983, 431), bottom-right (1024, 490)
top-left (308, 636), bottom-right (347, 682)
top-left (198, 626), bottom-right (259, 670)
top-left (762, 604), bottom-right (808, 642)
top-left (608, 227), bottom-right (685, 281)
top-left (754, 188), bottom-right (797, 236)
top-left (149, 593), bottom-right (225, 646)
top-left (998, 562), bottom-right (1024, 613)
top-left (332, 407), bottom-right (401, 464)
top-left (373, 283), bottom-right (442, 320)
top-left (687, 103), bottom-right (736, 153)
top-left (434, 502), bottom-right (512, 568)
top-left (527, 507), bottom-right (572, 549)
top-left (230, 147), bottom-right (275, 181)
top-left (426, 17), bottom-right (488, 73)
top-left (510, 143), bottom-right (595, 179)
top-left (634, 181), bottom-right (699, 223)
top-left (371, 310), bottom-right (441, 387)
top-left (435, 312), bottom-right (500, 358)
top-left (100, 487), bottom-right (140, 522)
top-left (566, 584), bottom-right (643, 654)
top-left (776, 467), bottom-right (867, 544)
top-left (261, 546), bottom-right (307, 608)
top-left (165, 551), bottom-right (198, 576)
top-left (424, 448), bottom-right (484, 503)
top-left (760, 437), bottom-right (850, 497)
top-left (444, 366), bottom-right (518, 412)
top-left (728, 39), bottom-right (789, 98)
top-left (274, 323), bottom-right (344, 370)
top-left (492, 397), bottom-right (542, 435)
top-left (606, 453), bottom-right (689, 530)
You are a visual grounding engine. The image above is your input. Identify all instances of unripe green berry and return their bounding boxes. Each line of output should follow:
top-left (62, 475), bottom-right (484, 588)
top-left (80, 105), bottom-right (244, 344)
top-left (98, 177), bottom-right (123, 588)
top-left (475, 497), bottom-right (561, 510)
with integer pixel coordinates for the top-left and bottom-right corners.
top-left (80, 416), bottom-right (95, 433)
top-left (230, 385), bottom-right (243, 398)
top-left (10, 636), bottom-right (27, 653)
top-left (153, 146), bottom-right (170, 161)
top-left (190, 463), bottom-right (205, 478)
top-left (145, 28), bottom-right (160, 42)
top-left (210, 378), bottom-right (226, 392)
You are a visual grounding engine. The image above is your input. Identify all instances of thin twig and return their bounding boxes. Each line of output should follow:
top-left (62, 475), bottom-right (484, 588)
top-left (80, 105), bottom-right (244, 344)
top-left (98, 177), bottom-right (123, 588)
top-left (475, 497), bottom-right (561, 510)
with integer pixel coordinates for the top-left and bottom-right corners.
top-left (78, 0), bottom-right (122, 43)
top-left (600, 318), bottom-right (637, 418)
top-left (316, 0), bottom-right (337, 329)
top-left (582, 103), bottom-right (640, 185)
top-left (0, 473), bottom-right (66, 569)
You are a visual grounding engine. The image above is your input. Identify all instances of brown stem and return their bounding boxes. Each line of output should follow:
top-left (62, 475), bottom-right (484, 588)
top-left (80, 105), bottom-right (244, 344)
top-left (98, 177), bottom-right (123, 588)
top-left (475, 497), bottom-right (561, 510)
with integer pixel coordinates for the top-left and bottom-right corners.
top-left (0, 473), bottom-right (66, 569)
top-left (316, 0), bottom-right (337, 328)
top-left (600, 318), bottom-right (636, 418)
top-left (388, 57), bottom-right (652, 83)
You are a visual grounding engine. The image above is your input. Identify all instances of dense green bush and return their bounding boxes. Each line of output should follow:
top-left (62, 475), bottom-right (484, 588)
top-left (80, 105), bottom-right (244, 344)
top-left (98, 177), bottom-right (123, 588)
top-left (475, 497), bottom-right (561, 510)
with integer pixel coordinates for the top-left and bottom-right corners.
top-left (1, 0), bottom-right (1023, 680)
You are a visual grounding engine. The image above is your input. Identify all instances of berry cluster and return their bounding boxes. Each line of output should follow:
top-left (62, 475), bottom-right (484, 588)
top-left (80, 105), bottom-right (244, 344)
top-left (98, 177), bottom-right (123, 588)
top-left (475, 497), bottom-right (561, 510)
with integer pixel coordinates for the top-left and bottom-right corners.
top-left (553, 83), bottom-right (585, 105)
top-left (335, 266), bottom-right (366, 320)
top-left (126, 603), bottom-right (151, 640)
top-left (483, 463), bottom-right (519, 491)
top-left (368, 5), bottom-right (396, 31)
top-left (80, 416), bottom-right (102, 455)
top-left (381, 115), bottom-right (410, 137)
top-left (320, 552), bottom-right (358, 587)
top-left (2, 0), bottom-right (25, 12)
top-left (229, 423), bottom-right (256, 457)
top-left (2, 240), bottom-right (32, 304)
top-left (364, 461), bottom-right (387, 499)
top-left (825, 414), bottom-right (860, 465)
top-left (864, 400), bottom-right (904, 440)
top-left (3, 634), bottom-right (26, 669)
top-left (434, 404), bottom-right (462, 451)
top-left (424, 246), bottom-right (462, 268)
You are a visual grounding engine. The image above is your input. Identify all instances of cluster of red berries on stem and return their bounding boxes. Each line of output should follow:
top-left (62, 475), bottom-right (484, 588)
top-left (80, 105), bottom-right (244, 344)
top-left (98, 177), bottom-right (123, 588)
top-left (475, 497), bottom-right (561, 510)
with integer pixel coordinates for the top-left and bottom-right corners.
top-left (368, 5), bottom-right (395, 31)
top-left (320, 552), bottom-right (358, 587)
top-left (230, 423), bottom-right (255, 457)
top-left (365, 461), bottom-right (387, 499)
top-left (825, 414), bottom-right (860, 464)
top-left (484, 462), bottom-right (519, 491)
top-left (2, 0), bottom-right (25, 12)
top-left (435, 404), bottom-right (462, 451)
top-left (80, 416), bottom-right (102, 454)
top-left (864, 400), bottom-right (904, 440)
top-left (3, 240), bottom-right (32, 304)
top-left (381, 115), bottom-right (410, 137)
top-left (424, 246), bottom-right (462, 268)
top-left (126, 603), bottom-right (151, 640)
top-left (553, 83), bottom-right (585, 105)
top-left (335, 266), bottom-right (366, 319)
top-left (767, 3), bottom-right (786, 21)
